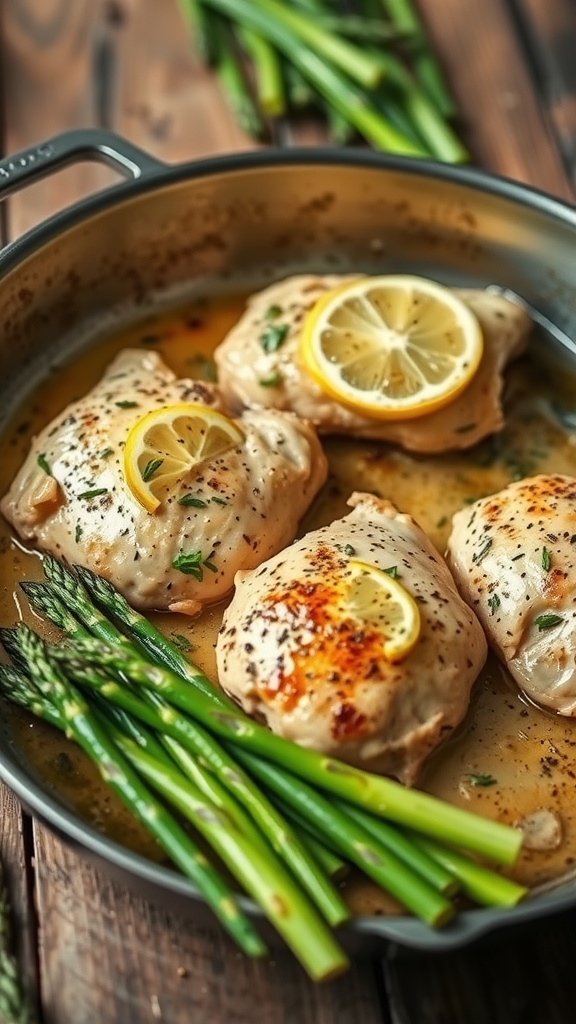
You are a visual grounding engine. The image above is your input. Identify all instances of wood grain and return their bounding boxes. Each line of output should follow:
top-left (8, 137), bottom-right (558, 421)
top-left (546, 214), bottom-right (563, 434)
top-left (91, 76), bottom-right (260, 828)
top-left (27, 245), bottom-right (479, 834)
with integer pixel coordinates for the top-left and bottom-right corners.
top-left (0, 785), bottom-right (39, 1017)
top-left (33, 824), bottom-right (383, 1024)
top-left (417, 0), bottom-right (574, 199)
top-left (516, 0), bottom-right (576, 186)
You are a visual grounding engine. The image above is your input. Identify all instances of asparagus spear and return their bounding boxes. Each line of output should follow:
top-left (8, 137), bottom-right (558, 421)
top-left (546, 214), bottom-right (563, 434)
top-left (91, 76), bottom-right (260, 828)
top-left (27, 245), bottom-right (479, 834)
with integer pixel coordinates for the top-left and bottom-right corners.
top-left (5, 627), bottom-right (266, 960)
top-left (380, 0), bottom-right (457, 117)
top-left (62, 636), bottom-right (522, 866)
top-left (200, 0), bottom-right (428, 155)
top-left (0, 855), bottom-right (36, 1024)
top-left (236, 25), bottom-right (286, 118)
top-left (17, 585), bottom-right (350, 929)
top-left (210, 11), bottom-right (264, 137)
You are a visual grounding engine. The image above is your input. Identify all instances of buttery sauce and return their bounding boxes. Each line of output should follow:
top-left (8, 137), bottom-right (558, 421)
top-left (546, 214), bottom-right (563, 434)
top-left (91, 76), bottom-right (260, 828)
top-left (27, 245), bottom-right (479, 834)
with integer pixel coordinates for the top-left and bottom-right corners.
top-left (2, 292), bottom-right (576, 914)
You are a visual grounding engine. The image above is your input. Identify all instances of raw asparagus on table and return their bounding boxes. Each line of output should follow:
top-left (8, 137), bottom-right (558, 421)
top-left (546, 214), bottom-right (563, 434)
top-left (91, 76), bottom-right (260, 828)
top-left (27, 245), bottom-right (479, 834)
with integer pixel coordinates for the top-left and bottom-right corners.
top-left (0, 855), bottom-right (36, 1024)
top-left (178, 0), bottom-right (467, 159)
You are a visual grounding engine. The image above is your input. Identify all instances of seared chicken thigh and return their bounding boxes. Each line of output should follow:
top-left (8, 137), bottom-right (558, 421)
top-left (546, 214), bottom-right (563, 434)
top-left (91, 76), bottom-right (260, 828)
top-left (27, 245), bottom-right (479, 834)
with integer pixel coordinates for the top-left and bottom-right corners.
top-left (217, 492), bottom-right (487, 784)
top-left (448, 474), bottom-right (576, 715)
top-left (1, 349), bottom-right (327, 614)
top-left (214, 275), bottom-right (531, 453)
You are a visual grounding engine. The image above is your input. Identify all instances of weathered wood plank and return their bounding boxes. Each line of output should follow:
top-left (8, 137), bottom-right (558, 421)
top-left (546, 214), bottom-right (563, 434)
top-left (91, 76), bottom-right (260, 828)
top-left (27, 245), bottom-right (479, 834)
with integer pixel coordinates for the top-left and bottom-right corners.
top-left (382, 909), bottom-right (576, 1024)
top-left (33, 824), bottom-right (383, 1024)
top-left (0, 785), bottom-right (39, 1017)
top-left (516, 0), bottom-right (576, 187)
top-left (417, 0), bottom-right (574, 199)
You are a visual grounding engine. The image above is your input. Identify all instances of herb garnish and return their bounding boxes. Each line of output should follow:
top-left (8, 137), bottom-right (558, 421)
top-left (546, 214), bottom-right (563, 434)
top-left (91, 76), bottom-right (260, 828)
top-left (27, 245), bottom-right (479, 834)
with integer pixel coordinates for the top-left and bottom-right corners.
top-left (171, 632), bottom-right (194, 652)
top-left (37, 453), bottom-right (51, 476)
top-left (336, 543), bottom-right (356, 556)
top-left (455, 422), bottom-right (477, 434)
top-left (541, 546), bottom-right (551, 571)
top-left (488, 594), bottom-right (500, 616)
top-left (172, 550), bottom-right (218, 580)
top-left (511, 552), bottom-right (525, 561)
top-left (535, 613), bottom-right (564, 630)
top-left (465, 773), bottom-right (497, 787)
top-left (187, 354), bottom-right (217, 382)
top-left (142, 458), bottom-right (163, 482)
top-left (78, 488), bottom-right (108, 500)
top-left (211, 496), bottom-right (228, 506)
top-left (384, 566), bottom-right (398, 578)
top-left (115, 400), bottom-right (139, 409)
top-left (259, 323), bottom-right (289, 353)
top-left (99, 447), bottom-right (114, 460)
top-left (178, 495), bottom-right (209, 508)
top-left (472, 538), bottom-right (492, 565)
top-left (265, 304), bottom-right (282, 319)
top-left (75, 523), bottom-right (83, 543)
top-left (258, 370), bottom-right (283, 387)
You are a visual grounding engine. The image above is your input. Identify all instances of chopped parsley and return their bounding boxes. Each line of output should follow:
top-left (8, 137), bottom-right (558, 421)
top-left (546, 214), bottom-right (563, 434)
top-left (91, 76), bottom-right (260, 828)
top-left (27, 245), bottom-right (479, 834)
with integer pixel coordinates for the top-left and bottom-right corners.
top-left (37, 453), bottom-right (51, 476)
top-left (488, 593), bottom-right (500, 616)
top-left (535, 613), bottom-right (564, 631)
top-left (436, 515), bottom-right (448, 528)
top-left (511, 552), bottom-right (525, 561)
top-left (541, 546), bottom-right (551, 571)
top-left (259, 323), bottom-right (289, 353)
top-left (455, 422), bottom-right (477, 434)
top-left (265, 304), bottom-right (282, 319)
top-left (75, 523), bottom-right (83, 543)
top-left (99, 447), bottom-right (114, 460)
top-left (171, 550), bottom-right (218, 580)
top-left (115, 400), bottom-right (139, 409)
top-left (336, 543), bottom-right (356, 556)
top-left (187, 354), bottom-right (217, 382)
top-left (77, 487), bottom-right (108, 500)
top-left (172, 550), bottom-right (204, 580)
top-left (258, 370), bottom-right (283, 388)
top-left (211, 496), bottom-right (228, 506)
top-left (465, 773), bottom-right (497, 787)
top-left (142, 458), bottom-right (163, 482)
top-left (384, 566), bottom-right (398, 578)
top-left (178, 495), bottom-right (209, 508)
top-left (472, 538), bottom-right (492, 565)
top-left (171, 632), bottom-right (194, 652)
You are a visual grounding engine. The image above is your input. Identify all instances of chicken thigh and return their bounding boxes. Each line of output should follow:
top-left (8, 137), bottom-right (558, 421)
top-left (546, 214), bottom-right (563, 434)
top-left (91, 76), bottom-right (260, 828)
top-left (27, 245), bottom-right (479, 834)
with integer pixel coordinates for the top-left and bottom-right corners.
top-left (217, 491), bottom-right (487, 784)
top-left (214, 275), bottom-right (531, 454)
top-left (1, 349), bottom-right (327, 614)
top-left (447, 473), bottom-right (576, 715)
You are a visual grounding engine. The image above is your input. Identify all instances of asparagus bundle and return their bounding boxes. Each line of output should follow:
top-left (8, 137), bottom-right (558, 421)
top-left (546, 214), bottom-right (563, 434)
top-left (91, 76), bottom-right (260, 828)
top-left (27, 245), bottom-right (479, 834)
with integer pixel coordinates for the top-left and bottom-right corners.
top-left (0, 557), bottom-right (527, 980)
top-left (0, 856), bottom-right (36, 1024)
top-left (178, 0), bottom-right (468, 162)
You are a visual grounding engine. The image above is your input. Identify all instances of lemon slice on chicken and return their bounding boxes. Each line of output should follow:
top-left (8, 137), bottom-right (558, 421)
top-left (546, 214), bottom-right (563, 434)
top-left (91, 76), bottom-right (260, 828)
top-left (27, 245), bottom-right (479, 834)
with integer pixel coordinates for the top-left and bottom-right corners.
top-left (344, 559), bottom-right (421, 661)
top-left (123, 402), bottom-right (244, 513)
top-left (300, 275), bottom-right (483, 420)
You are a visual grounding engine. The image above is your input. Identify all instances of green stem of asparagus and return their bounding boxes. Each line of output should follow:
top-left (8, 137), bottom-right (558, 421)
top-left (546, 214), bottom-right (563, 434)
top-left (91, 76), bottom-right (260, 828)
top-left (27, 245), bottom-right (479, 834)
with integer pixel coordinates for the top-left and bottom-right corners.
top-left (23, 575), bottom-right (351, 928)
top-left (210, 11), bottom-right (264, 137)
top-left (65, 638), bottom-right (522, 867)
top-left (10, 628), bottom-right (266, 960)
top-left (379, 0), bottom-right (456, 117)
top-left (200, 0), bottom-right (427, 154)
top-left (178, 0), bottom-right (213, 64)
top-left (0, 856), bottom-right (35, 1024)
top-left (410, 833), bottom-right (528, 908)
top-left (112, 730), bottom-right (348, 980)
top-left (238, 750), bottom-right (454, 927)
top-left (236, 25), bottom-right (286, 117)
top-left (339, 802), bottom-right (458, 897)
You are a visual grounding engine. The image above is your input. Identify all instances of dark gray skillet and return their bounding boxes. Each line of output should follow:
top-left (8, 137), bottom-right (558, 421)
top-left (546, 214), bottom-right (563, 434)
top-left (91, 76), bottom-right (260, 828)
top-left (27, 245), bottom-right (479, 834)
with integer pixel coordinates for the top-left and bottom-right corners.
top-left (0, 129), bottom-right (575, 953)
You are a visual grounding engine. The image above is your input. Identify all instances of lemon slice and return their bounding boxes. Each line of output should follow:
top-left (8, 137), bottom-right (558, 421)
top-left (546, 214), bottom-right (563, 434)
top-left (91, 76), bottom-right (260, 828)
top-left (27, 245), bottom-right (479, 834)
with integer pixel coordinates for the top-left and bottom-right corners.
top-left (344, 559), bottom-right (421, 661)
top-left (123, 403), bottom-right (244, 513)
top-left (300, 275), bottom-right (483, 419)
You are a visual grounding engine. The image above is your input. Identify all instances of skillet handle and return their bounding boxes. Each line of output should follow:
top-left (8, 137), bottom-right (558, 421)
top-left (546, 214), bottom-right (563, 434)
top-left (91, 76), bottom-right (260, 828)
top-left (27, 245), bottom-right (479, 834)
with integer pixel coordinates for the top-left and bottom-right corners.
top-left (0, 128), bottom-right (164, 202)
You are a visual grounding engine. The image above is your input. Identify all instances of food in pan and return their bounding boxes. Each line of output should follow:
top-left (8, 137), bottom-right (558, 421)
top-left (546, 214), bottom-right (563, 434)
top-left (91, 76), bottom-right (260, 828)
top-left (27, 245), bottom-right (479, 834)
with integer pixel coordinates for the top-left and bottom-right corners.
top-left (214, 274), bottom-right (531, 452)
top-left (0, 273), bottom-right (574, 978)
top-left (448, 473), bottom-right (576, 716)
top-left (217, 491), bottom-right (487, 784)
top-left (0, 348), bottom-right (327, 615)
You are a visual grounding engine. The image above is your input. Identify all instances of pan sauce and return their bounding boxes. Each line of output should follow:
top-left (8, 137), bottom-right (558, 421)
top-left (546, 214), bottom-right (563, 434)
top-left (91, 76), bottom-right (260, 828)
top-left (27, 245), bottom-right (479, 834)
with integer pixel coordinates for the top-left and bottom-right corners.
top-left (2, 290), bottom-right (576, 912)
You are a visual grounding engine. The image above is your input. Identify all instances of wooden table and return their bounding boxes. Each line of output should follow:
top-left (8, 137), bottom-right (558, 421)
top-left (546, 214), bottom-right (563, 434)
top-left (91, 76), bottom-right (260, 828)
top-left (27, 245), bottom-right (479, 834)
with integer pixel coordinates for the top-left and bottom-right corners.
top-left (1, 1), bottom-right (576, 1021)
